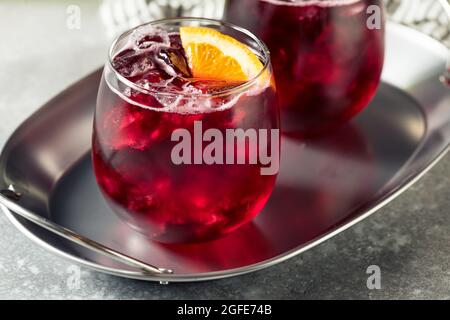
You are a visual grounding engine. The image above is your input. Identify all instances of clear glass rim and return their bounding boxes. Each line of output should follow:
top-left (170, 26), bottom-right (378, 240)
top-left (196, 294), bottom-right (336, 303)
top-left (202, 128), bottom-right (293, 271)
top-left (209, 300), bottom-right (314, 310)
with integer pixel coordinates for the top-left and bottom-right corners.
top-left (107, 17), bottom-right (271, 98)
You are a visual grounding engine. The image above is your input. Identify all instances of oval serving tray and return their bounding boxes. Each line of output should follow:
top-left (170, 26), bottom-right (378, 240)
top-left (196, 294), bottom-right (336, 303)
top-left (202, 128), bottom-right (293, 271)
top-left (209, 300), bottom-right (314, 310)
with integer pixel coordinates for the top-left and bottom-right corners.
top-left (0, 23), bottom-right (449, 282)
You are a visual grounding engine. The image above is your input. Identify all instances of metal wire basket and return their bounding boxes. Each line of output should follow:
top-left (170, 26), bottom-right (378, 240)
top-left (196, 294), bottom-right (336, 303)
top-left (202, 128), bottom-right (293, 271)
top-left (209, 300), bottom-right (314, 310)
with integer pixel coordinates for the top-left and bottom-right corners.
top-left (386, 0), bottom-right (450, 47)
top-left (100, 0), bottom-right (450, 48)
top-left (99, 0), bottom-right (226, 38)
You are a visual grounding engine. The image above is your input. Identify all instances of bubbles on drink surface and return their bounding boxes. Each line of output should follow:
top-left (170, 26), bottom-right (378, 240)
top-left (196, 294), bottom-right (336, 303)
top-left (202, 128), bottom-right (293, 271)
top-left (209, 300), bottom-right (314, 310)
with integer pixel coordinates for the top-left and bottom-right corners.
top-left (109, 26), bottom-right (257, 113)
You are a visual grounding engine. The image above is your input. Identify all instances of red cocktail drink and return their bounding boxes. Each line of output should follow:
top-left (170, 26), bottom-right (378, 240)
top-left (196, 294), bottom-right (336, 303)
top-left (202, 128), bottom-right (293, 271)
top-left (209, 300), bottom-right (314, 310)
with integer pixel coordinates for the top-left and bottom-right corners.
top-left (226, 0), bottom-right (385, 134)
top-left (92, 19), bottom-right (279, 243)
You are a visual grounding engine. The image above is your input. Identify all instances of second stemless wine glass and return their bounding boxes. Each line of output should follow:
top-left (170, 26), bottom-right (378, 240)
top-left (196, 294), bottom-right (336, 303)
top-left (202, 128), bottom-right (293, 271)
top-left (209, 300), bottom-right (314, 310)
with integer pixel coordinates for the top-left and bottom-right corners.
top-left (92, 18), bottom-right (279, 243)
top-left (225, 0), bottom-right (385, 135)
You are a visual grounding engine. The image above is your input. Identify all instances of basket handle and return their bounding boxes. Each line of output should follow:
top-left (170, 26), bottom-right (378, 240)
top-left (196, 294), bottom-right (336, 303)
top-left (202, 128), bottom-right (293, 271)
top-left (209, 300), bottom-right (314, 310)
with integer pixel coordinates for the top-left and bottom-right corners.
top-left (0, 189), bottom-right (173, 276)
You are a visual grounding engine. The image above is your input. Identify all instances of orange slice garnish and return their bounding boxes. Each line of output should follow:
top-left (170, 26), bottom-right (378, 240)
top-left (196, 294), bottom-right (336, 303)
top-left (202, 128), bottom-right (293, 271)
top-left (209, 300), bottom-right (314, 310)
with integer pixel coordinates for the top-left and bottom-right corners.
top-left (179, 26), bottom-right (265, 84)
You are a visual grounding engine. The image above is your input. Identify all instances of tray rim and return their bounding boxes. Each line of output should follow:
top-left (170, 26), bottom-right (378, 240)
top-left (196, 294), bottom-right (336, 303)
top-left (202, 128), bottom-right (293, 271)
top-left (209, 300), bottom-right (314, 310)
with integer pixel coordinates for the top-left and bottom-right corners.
top-left (2, 145), bottom-right (449, 282)
top-left (1, 22), bottom-right (449, 282)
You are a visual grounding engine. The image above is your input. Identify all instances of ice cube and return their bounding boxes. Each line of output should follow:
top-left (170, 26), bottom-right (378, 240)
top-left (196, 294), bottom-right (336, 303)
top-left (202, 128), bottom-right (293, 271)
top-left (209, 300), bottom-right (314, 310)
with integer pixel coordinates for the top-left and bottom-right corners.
top-left (158, 48), bottom-right (192, 78)
top-left (113, 49), bottom-right (155, 78)
top-left (168, 32), bottom-right (183, 49)
top-left (132, 25), bottom-right (170, 49)
top-left (136, 34), bottom-right (165, 49)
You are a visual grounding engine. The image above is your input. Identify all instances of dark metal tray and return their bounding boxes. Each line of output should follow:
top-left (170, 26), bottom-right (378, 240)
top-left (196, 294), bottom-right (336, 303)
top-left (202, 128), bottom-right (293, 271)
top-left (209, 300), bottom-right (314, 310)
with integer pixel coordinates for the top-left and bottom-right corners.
top-left (0, 23), bottom-right (449, 282)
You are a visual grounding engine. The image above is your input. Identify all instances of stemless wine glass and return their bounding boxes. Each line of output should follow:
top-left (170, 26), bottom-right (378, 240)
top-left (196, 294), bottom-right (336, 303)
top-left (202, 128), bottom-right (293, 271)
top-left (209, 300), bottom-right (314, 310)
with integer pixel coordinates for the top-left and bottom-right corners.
top-left (92, 18), bottom-right (279, 243)
top-left (225, 0), bottom-right (385, 135)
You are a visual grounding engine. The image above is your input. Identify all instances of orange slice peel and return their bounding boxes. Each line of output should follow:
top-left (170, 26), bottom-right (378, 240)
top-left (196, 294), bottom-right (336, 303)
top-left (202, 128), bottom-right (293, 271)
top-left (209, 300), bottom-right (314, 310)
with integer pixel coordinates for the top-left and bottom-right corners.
top-left (179, 26), bottom-right (269, 89)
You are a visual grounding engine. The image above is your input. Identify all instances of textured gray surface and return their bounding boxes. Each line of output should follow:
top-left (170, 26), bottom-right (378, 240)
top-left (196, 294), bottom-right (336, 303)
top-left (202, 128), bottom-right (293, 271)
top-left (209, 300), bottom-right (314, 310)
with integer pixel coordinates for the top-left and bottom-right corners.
top-left (0, 0), bottom-right (449, 300)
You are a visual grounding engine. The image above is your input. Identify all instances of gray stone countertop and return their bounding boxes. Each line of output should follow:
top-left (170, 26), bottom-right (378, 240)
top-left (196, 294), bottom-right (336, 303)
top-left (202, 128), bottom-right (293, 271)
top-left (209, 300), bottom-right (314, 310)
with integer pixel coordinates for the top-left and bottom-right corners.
top-left (0, 0), bottom-right (448, 299)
